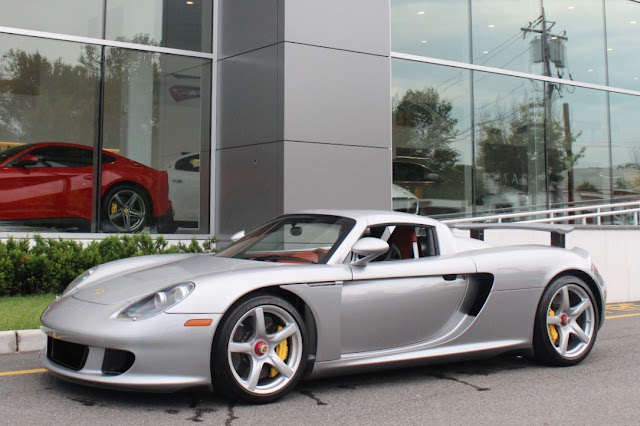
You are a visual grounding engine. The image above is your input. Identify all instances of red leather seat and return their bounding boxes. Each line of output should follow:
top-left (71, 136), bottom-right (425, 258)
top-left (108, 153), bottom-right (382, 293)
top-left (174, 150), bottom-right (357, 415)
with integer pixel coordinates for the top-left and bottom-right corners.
top-left (388, 227), bottom-right (418, 259)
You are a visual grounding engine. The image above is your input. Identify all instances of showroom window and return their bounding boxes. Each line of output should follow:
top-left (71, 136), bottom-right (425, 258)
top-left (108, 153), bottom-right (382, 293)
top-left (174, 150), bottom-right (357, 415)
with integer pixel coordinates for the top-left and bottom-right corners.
top-left (0, 0), bottom-right (213, 234)
top-left (391, 0), bottom-right (640, 219)
top-left (392, 59), bottom-right (473, 218)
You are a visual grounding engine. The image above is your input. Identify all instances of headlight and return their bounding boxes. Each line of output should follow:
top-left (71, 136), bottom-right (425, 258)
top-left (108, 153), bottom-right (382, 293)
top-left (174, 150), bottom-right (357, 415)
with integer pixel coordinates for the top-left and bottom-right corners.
top-left (117, 282), bottom-right (195, 320)
top-left (62, 266), bottom-right (98, 296)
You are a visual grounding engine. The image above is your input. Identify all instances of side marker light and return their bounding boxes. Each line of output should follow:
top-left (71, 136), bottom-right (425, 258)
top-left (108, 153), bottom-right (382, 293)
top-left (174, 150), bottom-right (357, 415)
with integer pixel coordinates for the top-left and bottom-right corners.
top-left (184, 319), bottom-right (213, 327)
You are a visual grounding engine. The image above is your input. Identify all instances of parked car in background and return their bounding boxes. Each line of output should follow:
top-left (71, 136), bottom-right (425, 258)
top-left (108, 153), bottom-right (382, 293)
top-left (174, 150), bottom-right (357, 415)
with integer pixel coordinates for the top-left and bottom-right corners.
top-left (392, 183), bottom-right (419, 214)
top-left (166, 152), bottom-right (200, 228)
top-left (0, 142), bottom-right (175, 233)
top-left (393, 157), bottom-right (466, 216)
top-left (476, 186), bottom-right (530, 216)
top-left (41, 210), bottom-right (605, 403)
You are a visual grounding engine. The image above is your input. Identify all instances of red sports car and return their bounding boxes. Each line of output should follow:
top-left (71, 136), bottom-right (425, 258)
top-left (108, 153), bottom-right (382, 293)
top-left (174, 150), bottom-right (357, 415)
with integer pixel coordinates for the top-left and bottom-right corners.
top-left (0, 142), bottom-right (175, 233)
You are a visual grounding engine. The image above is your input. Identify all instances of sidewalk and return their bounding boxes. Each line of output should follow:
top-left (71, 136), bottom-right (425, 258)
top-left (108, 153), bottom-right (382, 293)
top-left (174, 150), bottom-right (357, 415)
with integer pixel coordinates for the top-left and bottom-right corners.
top-left (0, 329), bottom-right (46, 354)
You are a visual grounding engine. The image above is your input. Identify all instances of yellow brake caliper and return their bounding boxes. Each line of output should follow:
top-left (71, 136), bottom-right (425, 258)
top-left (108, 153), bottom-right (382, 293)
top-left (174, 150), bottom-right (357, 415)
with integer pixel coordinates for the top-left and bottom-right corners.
top-left (111, 202), bottom-right (118, 214)
top-left (548, 308), bottom-right (559, 344)
top-left (269, 326), bottom-right (289, 378)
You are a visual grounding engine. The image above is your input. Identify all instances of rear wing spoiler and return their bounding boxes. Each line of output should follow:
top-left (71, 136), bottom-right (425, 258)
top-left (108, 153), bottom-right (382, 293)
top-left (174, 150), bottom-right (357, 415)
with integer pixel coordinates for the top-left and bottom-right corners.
top-left (451, 223), bottom-right (574, 248)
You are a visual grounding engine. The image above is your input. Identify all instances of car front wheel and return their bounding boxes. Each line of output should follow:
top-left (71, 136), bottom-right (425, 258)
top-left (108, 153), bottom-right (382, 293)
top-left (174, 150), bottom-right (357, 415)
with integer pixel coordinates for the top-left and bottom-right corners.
top-left (533, 275), bottom-right (599, 366)
top-left (212, 295), bottom-right (308, 403)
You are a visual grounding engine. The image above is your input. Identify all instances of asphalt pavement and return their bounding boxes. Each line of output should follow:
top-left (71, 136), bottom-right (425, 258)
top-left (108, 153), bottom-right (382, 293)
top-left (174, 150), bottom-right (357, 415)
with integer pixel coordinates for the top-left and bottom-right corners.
top-left (2, 310), bottom-right (640, 425)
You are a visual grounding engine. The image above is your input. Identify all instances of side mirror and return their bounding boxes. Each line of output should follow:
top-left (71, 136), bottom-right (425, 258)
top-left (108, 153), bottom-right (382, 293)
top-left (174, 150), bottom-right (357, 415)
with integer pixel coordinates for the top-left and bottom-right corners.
top-left (350, 237), bottom-right (389, 266)
top-left (230, 230), bottom-right (245, 242)
top-left (16, 155), bottom-right (38, 168)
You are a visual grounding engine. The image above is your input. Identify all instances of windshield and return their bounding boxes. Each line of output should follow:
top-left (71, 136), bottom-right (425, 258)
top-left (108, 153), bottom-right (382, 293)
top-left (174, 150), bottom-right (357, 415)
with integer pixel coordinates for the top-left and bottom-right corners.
top-left (216, 214), bottom-right (356, 264)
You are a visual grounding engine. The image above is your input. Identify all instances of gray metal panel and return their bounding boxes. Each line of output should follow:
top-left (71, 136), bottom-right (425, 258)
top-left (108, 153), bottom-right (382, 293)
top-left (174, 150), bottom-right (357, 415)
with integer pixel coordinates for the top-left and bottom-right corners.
top-left (283, 0), bottom-right (390, 56)
top-left (217, 0), bottom-right (279, 59)
top-left (282, 42), bottom-right (391, 148)
top-left (216, 142), bottom-right (283, 237)
top-left (217, 45), bottom-right (279, 149)
top-left (282, 142), bottom-right (391, 212)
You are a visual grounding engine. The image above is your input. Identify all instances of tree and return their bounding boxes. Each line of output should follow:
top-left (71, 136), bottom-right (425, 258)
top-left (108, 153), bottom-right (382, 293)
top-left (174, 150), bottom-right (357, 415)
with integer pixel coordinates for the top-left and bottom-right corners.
top-left (0, 35), bottom-right (160, 147)
top-left (0, 48), bottom-right (99, 143)
top-left (393, 88), bottom-right (460, 170)
top-left (476, 98), bottom-right (584, 201)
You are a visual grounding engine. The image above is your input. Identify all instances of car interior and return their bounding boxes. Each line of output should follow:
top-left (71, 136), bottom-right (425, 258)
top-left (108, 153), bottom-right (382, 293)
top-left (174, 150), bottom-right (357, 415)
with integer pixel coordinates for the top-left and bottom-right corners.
top-left (363, 224), bottom-right (439, 261)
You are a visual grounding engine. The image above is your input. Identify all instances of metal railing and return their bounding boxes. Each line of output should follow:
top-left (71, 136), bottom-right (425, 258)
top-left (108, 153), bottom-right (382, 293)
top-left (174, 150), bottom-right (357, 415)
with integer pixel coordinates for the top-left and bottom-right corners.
top-left (442, 200), bottom-right (640, 226)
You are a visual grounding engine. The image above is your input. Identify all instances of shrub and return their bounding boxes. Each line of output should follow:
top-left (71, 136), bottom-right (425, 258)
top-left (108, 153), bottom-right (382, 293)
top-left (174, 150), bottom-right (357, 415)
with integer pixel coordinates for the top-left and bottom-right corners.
top-left (0, 233), bottom-right (216, 297)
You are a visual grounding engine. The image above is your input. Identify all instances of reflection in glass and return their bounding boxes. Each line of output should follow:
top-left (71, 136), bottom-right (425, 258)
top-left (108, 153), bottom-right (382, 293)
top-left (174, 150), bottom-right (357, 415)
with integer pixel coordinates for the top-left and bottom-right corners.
top-left (0, 0), bottom-right (102, 38)
top-left (549, 85), bottom-right (609, 209)
top-left (542, 0), bottom-right (606, 85)
top-left (106, 0), bottom-right (213, 52)
top-left (610, 93), bottom-right (640, 222)
top-left (391, 0), bottom-right (469, 62)
top-left (472, 0), bottom-right (539, 72)
top-left (392, 59), bottom-right (472, 218)
top-left (0, 34), bottom-right (100, 232)
top-left (473, 72), bottom-right (545, 215)
top-left (472, 0), bottom-right (605, 84)
top-left (605, 0), bottom-right (640, 91)
top-left (102, 47), bottom-right (212, 233)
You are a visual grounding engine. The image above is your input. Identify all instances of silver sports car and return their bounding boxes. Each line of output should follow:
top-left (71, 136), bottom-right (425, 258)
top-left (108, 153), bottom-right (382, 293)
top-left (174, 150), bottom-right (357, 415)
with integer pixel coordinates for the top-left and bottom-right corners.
top-left (41, 210), bottom-right (606, 403)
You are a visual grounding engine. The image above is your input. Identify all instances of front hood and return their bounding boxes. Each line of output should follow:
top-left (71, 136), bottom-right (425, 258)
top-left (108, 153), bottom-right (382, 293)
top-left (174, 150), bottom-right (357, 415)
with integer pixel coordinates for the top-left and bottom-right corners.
top-left (72, 255), bottom-right (283, 305)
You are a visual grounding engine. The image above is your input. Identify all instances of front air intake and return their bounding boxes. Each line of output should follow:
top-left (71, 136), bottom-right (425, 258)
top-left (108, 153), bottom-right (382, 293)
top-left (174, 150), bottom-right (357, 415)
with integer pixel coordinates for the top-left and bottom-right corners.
top-left (101, 348), bottom-right (135, 376)
top-left (47, 337), bottom-right (89, 371)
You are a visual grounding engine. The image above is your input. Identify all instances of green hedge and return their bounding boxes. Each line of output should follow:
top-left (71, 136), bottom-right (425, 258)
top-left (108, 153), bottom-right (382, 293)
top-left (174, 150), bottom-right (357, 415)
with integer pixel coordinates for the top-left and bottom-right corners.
top-left (0, 233), bottom-right (215, 297)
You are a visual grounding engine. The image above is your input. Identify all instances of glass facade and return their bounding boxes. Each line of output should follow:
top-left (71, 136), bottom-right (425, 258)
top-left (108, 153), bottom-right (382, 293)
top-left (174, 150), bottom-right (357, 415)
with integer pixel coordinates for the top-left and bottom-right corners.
top-left (0, 1), bottom-right (213, 234)
top-left (392, 0), bottom-right (640, 219)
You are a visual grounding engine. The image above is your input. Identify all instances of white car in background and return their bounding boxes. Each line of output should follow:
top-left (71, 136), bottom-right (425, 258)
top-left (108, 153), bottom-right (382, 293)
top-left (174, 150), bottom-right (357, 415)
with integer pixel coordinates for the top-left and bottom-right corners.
top-left (392, 184), bottom-right (419, 214)
top-left (166, 153), bottom-right (200, 228)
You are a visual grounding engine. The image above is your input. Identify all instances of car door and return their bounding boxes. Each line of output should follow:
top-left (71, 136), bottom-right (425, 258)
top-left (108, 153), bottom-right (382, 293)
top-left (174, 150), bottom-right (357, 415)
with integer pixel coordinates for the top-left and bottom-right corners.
top-left (340, 225), bottom-right (476, 354)
top-left (0, 145), bottom-right (93, 221)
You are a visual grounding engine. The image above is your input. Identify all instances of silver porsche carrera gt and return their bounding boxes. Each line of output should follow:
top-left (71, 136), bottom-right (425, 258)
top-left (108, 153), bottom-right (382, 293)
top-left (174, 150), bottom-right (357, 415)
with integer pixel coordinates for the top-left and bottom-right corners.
top-left (41, 210), bottom-right (606, 403)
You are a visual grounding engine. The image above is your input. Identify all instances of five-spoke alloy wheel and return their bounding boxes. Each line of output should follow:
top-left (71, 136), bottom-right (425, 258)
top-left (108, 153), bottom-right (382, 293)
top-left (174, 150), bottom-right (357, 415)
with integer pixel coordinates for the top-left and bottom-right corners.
top-left (102, 185), bottom-right (150, 233)
top-left (533, 275), bottom-right (599, 366)
top-left (212, 295), bottom-right (308, 403)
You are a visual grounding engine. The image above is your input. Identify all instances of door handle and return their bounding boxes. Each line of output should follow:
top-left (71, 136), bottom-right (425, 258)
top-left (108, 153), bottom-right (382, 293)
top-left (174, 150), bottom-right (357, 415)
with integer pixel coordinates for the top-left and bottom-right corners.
top-left (172, 179), bottom-right (183, 183)
top-left (443, 274), bottom-right (457, 281)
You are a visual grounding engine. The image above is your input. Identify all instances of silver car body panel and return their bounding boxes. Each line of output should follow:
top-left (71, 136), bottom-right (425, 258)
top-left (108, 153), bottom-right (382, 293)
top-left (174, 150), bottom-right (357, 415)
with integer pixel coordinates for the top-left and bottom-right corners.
top-left (40, 209), bottom-right (606, 391)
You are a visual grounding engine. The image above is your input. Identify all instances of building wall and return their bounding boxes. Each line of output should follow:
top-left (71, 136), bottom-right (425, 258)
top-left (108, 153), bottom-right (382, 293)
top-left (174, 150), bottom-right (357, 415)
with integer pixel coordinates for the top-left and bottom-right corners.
top-left (216, 0), bottom-right (392, 239)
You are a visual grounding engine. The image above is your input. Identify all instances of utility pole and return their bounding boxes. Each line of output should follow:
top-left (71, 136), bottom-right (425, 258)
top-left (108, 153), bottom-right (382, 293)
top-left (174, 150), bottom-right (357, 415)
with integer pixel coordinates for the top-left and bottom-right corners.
top-left (521, 7), bottom-right (569, 209)
top-left (563, 102), bottom-right (574, 205)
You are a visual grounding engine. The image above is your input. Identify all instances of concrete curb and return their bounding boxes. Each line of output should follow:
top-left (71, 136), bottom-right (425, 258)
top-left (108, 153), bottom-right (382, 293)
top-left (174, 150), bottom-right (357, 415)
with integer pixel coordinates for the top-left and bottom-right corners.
top-left (0, 329), bottom-right (45, 354)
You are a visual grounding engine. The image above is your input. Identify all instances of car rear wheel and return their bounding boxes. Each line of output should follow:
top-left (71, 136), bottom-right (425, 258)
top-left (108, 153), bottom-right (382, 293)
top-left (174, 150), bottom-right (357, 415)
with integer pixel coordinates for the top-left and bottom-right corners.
top-left (212, 295), bottom-right (308, 403)
top-left (102, 185), bottom-right (150, 233)
top-left (533, 275), bottom-right (598, 366)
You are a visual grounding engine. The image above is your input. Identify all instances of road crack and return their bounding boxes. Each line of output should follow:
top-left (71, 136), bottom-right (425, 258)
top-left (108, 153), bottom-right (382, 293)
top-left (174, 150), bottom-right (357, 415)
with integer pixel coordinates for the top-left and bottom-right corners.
top-left (299, 389), bottom-right (328, 405)
top-left (225, 402), bottom-right (238, 426)
top-left (432, 373), bottom-right (490, 391)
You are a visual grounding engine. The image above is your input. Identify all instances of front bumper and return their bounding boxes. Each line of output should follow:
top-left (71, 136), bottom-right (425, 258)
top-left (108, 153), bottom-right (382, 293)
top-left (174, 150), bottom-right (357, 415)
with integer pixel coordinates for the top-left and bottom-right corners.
top-left (41, 296), bottom-right (222, 392)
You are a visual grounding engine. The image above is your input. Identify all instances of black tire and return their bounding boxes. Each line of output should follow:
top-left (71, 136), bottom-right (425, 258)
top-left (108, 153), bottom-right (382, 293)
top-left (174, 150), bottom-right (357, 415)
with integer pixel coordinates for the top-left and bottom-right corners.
top-left (533, 275), bottom-right (599, 366)
top-left (211, 295), bottom-right (308, 403)
top-left (102, 185), bottom-right (150, 233)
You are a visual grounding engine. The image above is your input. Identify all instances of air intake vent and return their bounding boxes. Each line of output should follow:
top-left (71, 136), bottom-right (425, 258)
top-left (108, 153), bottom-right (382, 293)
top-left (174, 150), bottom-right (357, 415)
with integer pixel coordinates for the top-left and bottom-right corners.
top-left (47, 337), bottom-right (89, 371)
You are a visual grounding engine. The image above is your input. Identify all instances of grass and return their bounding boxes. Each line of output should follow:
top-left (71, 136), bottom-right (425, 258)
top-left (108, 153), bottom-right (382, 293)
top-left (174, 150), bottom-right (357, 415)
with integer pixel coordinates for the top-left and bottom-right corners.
top-left (0, 294), bottom-right (57, 331)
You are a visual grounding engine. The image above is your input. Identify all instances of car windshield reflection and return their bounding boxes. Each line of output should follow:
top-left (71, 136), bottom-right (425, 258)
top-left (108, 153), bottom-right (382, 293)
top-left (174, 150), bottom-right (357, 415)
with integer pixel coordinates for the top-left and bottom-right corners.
top-left (216, 214), bottom-right (356, 264)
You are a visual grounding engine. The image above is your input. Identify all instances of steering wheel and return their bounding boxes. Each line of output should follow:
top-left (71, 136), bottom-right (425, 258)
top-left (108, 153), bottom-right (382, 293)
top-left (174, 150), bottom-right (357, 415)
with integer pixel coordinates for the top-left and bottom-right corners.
top-left (383, 243), bottom-right (402, 261)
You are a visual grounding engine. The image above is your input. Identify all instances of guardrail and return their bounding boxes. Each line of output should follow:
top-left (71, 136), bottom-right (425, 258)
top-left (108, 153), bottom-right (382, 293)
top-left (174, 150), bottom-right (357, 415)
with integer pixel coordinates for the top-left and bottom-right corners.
top-left (443, 200), bottom-right (640, 226)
